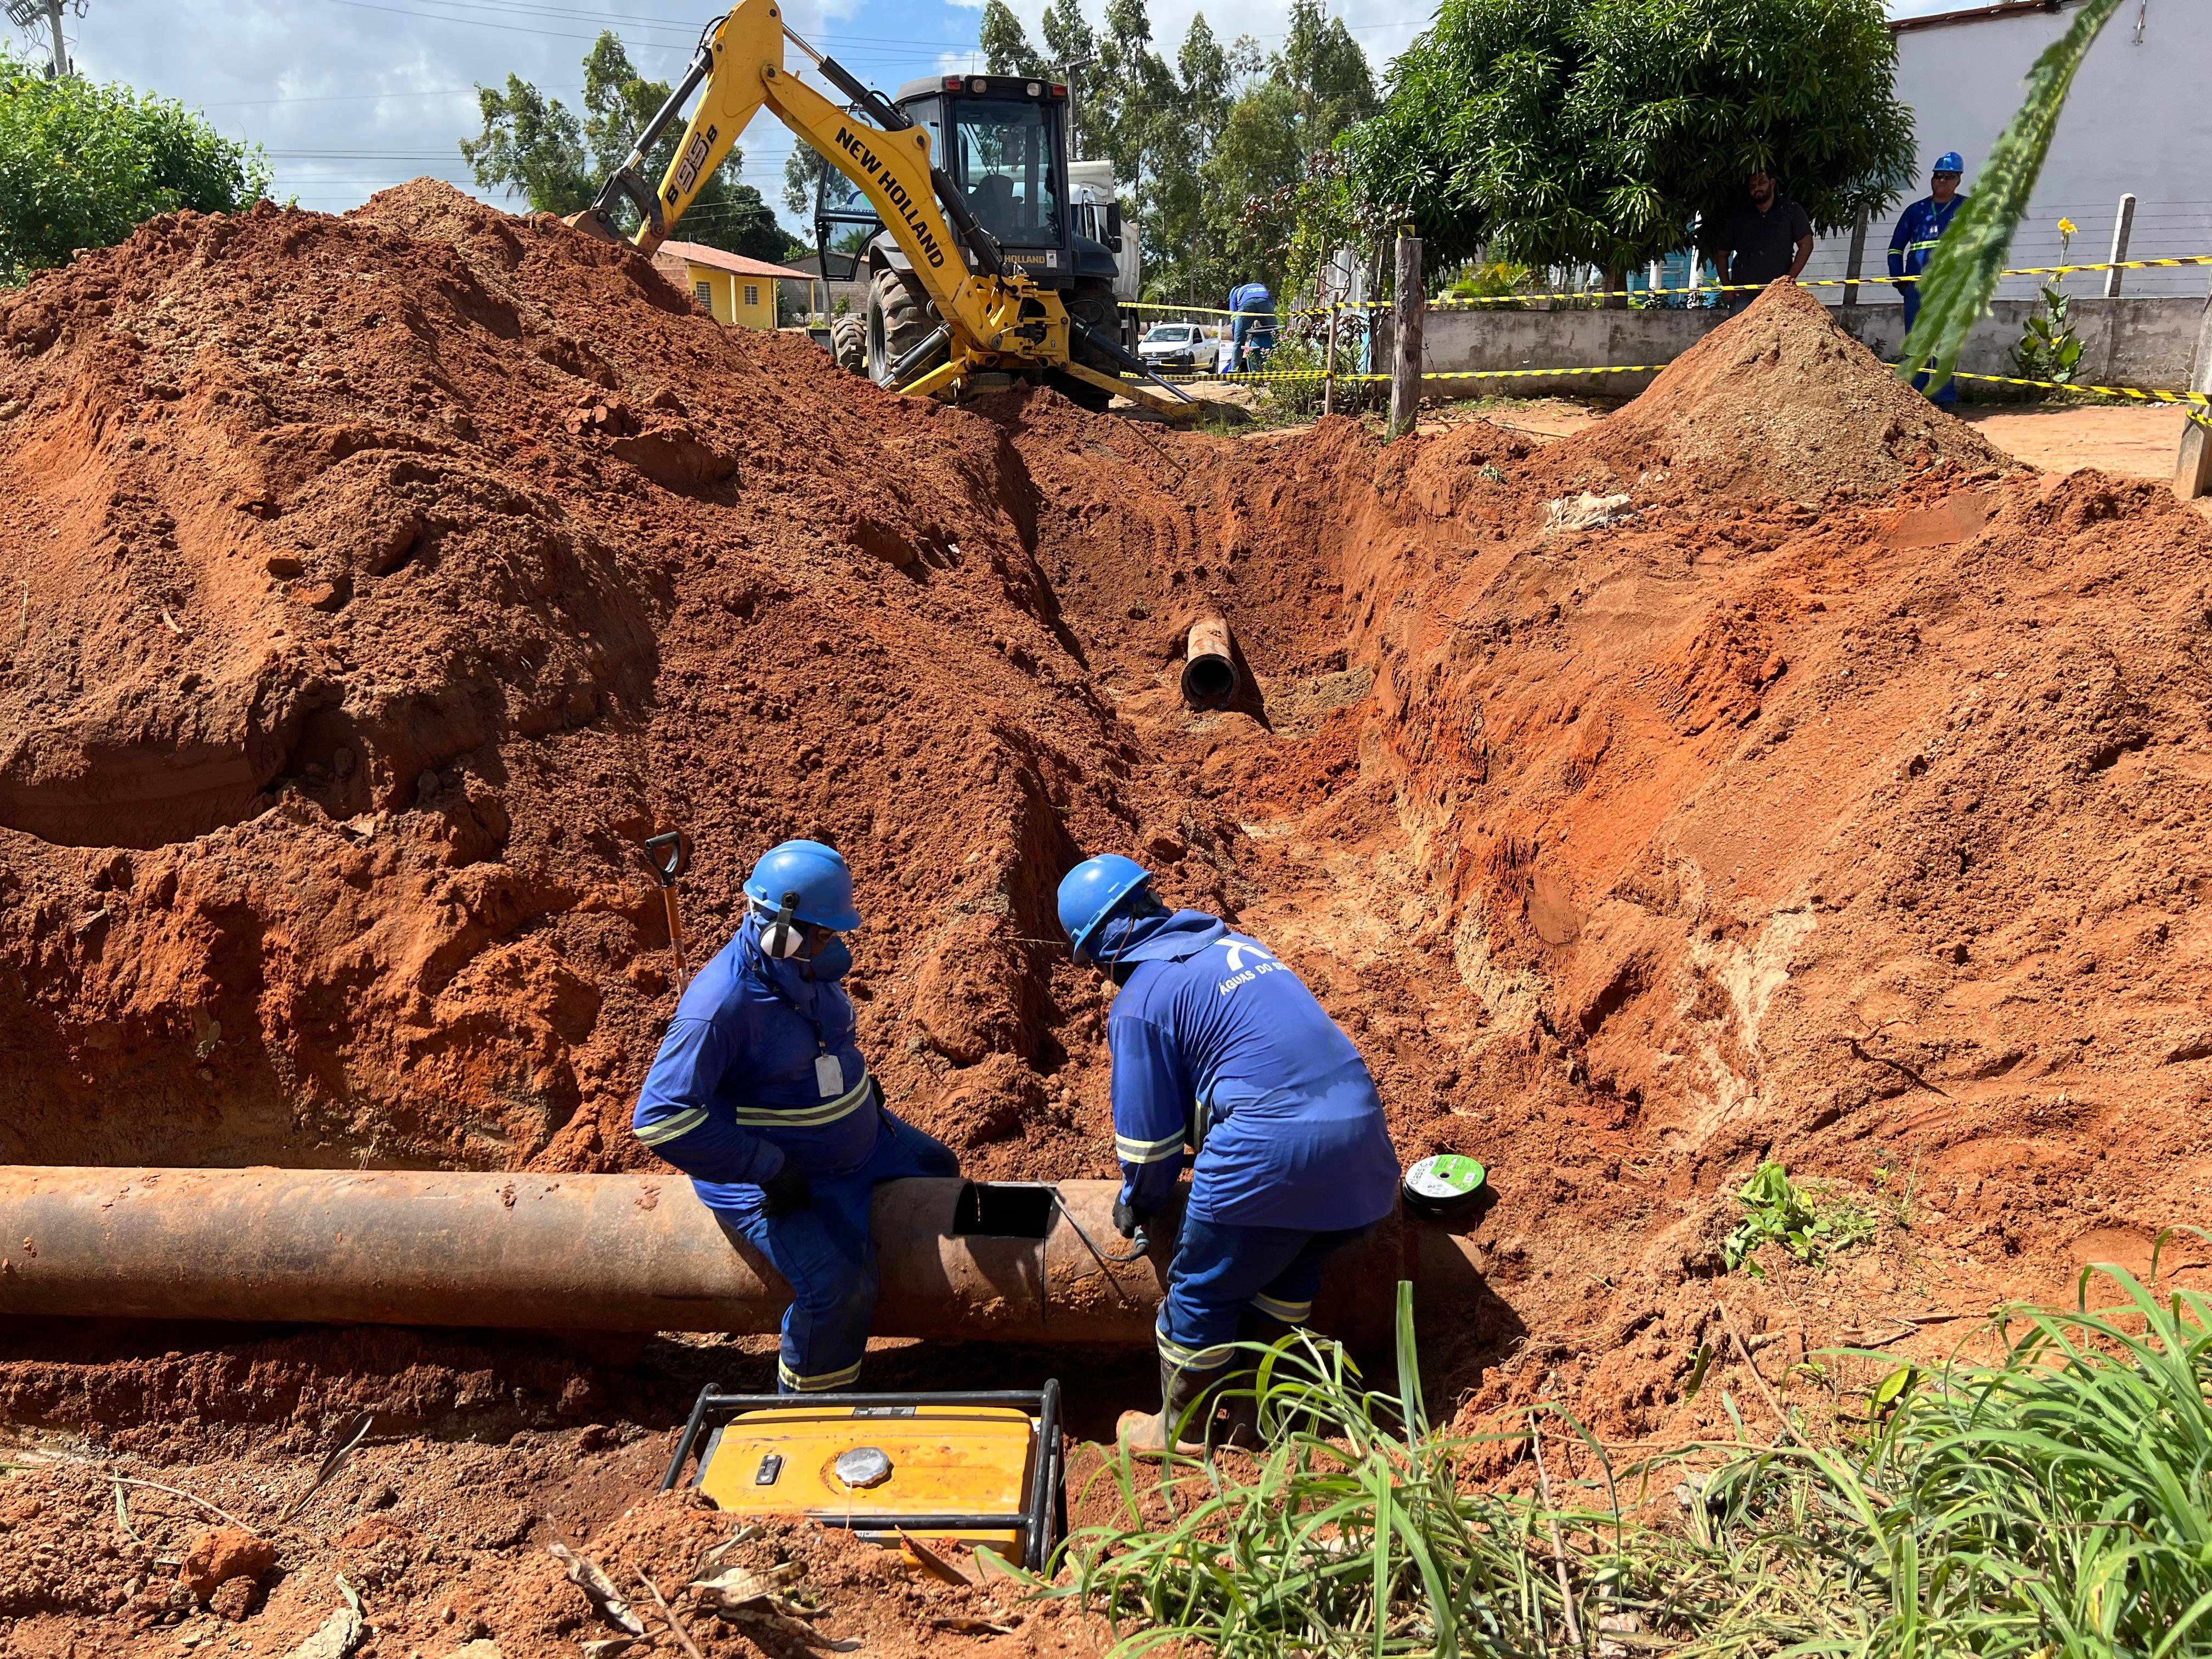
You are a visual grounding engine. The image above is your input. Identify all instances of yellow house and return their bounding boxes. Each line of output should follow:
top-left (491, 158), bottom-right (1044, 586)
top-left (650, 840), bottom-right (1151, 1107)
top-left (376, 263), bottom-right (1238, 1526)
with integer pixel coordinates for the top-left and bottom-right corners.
top-left (651, 241), bottom-right (812, 330)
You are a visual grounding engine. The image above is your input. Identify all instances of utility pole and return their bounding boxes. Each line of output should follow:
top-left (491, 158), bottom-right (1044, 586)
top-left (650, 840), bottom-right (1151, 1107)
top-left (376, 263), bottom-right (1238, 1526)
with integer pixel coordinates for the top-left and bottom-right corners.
top-left (1060, 54), bottom-right (1096, 160)
top-left (7, 0), bottom-right (80, 77)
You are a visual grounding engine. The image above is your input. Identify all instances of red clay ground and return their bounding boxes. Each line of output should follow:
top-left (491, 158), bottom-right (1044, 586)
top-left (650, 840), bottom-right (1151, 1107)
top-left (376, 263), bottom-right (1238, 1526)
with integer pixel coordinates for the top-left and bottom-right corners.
top-left (5, 192), bottom-right (2212, 1658)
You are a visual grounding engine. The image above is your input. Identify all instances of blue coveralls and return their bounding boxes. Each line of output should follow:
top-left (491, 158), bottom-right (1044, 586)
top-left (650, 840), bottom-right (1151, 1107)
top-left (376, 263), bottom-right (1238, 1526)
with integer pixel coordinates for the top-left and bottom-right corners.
top-left (1100, 909), bottom-right (1402, 1379)
top-left (1227, 283), bottom-right (1276, 373)
top-left (1889, 194), bottom-right (1965, 404)
top-left (632, 915), bottom-right (958, 1392)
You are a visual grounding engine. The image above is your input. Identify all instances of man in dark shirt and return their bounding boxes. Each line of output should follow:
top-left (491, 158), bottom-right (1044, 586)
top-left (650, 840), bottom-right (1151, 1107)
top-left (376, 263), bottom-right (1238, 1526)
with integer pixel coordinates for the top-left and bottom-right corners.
top-left (1712, 171), bottom-right (1815, 314)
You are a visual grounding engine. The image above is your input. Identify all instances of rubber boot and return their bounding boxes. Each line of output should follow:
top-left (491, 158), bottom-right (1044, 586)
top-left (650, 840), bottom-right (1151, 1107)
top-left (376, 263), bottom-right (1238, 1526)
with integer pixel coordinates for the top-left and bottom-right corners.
top-left (1219, 1312), bottom-right (1297, 1449)
top-left (1117, 1355), bottom-right (1218, 1461)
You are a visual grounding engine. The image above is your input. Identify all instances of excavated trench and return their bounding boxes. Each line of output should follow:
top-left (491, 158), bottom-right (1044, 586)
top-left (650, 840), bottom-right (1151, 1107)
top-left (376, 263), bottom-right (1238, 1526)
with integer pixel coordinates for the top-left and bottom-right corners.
top-left (7, 184), bottom-right (2212, 1655)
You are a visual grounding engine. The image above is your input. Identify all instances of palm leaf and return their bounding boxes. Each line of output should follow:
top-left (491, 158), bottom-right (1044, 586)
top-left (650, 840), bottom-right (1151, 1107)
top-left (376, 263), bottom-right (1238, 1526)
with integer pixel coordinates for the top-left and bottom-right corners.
top-left (1899, 0), bottom-right (2126, 388)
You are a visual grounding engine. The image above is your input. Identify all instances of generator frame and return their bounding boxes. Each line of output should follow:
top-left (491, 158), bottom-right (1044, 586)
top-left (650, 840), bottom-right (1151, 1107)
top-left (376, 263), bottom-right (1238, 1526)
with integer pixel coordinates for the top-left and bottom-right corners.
top-left (659, 1382), bottom-right (1066, 1572)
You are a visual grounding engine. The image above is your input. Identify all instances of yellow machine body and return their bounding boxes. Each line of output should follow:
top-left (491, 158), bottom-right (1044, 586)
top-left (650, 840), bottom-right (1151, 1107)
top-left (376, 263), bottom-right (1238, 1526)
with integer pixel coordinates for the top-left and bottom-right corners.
top-left (699, 1402), bottom-right (1039, 1553)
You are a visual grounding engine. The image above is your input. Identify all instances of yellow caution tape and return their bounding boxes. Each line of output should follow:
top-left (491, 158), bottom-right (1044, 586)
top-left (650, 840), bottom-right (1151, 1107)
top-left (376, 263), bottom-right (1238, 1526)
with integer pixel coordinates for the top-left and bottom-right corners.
top-left (1158, 359), bottom-right (2211, 412)
top-left (1945, 370), bottom-right (2210, 407)
top-left (1160, 363), bottom-right (1672, 385)
top-left (1124, 252), bottom-right (2210, 321)
top-left (1314, 253), bottom-right (2212, 314)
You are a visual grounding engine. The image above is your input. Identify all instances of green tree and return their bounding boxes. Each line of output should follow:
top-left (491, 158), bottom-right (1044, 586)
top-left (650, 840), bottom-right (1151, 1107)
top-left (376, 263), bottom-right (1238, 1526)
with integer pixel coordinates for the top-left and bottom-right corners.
top-left (1348, 0), bottom-right (1912, 286)
top-left (1041, 0), bottom-right (1098, 156)
top-left (783, 144), bottom-right (831, 217)
top-left (979, 0), bottom-right (1047, 75)
top-left (1281, 0), bottom-right (1376, 149)
top-left (1144, 14), bottom-right (1235, 298)
top-left (1204, 77), bottom-right (1303, 295)
top-left (1, 49), bottom-right (269, 284)
top-left (458, 74), bottom-right (590, 213)
top-left (1191, 4), bottom-right (1370, 303)
top-left (463, 31), bottom-right (796, 263)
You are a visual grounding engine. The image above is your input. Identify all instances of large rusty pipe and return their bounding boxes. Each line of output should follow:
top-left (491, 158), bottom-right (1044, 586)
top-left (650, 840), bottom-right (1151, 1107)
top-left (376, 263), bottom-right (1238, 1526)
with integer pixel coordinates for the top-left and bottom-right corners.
top-left (0, 1170), bottom-right (1485, 1348)
top-left (1181, 613), bottom-right (1239, 707)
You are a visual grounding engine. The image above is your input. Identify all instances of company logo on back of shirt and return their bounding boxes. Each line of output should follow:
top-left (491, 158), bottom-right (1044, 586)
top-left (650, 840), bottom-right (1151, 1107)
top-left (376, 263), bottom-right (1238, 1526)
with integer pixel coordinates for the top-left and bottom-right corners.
top-left (1214, 937), bottom-right (1281, 995)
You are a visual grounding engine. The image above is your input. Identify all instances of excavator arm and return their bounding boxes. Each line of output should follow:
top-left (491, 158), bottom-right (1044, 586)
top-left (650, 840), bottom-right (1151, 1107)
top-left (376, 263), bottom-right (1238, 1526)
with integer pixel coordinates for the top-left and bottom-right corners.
top-left (568, 0), bottom-right (1188, 411)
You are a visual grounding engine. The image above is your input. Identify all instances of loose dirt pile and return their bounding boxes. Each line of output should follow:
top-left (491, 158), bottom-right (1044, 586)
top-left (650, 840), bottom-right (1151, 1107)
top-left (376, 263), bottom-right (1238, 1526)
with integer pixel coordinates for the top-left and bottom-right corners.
top-left (5, 195), bottom-right (2212, 1658)
top-left (1587, 279), bottom-right (2006, 505)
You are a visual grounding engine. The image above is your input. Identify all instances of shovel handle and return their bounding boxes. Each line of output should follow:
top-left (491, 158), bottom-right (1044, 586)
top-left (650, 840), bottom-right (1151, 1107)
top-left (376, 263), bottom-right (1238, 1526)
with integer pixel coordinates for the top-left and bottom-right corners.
top-left (645, 831), bottom-right (687, 888)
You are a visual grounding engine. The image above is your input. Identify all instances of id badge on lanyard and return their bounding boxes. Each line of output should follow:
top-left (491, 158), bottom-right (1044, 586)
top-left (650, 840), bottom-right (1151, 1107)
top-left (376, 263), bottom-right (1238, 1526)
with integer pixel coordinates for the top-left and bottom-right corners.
top-left (815, 1052), bottom-right (845, 1098)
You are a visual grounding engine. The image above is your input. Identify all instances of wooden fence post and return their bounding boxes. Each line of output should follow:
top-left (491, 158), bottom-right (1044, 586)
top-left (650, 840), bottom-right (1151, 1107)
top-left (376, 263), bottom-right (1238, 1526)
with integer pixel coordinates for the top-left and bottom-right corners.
top-left (2177, 298), bottom-right (2212, 500)
top-left (2105, 195), bottom-right (2137, 298)
top-left (1323, 302), bottom-right (1340, 417)
top-left (1389, 235), bottom-right (1424, 441)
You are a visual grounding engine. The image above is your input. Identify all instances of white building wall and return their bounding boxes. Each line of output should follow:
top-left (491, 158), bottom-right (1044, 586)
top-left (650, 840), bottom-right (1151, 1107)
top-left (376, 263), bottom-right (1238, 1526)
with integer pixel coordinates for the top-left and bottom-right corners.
top-left (1802, 0), bottom-right (2212, 303)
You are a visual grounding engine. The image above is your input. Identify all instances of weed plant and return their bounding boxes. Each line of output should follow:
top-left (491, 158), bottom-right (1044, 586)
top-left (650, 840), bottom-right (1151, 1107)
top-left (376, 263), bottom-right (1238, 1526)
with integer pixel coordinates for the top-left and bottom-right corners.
top-left (1032, 1241), bottom-right (2212, 1658)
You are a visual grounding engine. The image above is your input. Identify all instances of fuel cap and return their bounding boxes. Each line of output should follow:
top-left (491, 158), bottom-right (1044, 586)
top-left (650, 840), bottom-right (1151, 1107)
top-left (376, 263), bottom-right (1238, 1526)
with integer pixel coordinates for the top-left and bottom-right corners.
top-left (833, 1447), bottom-right (893, 1489)
top-left (1402, 1155), bottom-right (1492, 1222)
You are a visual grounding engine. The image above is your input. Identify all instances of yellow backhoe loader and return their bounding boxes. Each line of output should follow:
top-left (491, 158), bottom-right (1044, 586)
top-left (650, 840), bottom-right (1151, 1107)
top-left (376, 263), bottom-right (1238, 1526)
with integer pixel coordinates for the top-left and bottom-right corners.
top-left (565, 0), bottom-right (1194, 417)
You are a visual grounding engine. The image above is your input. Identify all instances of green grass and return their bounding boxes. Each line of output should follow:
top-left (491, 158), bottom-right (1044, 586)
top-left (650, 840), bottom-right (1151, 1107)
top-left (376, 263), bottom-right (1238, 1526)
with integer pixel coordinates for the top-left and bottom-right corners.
top-left (1033, 1239), bottom-right (2212, 1658)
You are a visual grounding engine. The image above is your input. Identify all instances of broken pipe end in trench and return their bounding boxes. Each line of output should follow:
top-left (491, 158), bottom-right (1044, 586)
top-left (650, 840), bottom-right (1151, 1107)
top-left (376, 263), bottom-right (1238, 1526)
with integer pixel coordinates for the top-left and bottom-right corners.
top-left (0, 1169), bottom-right (1491, 1353)
top-left (1181, 613), bottom-right (1239, 708)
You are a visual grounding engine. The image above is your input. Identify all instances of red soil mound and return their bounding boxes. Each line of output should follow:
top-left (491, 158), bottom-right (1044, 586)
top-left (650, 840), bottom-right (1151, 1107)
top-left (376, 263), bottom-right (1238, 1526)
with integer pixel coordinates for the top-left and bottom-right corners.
top-left (1585, 280), bottom-right (2008, 505)
top-left (7, 180), bottom-right (2212, 1657)
top-left (0, 184), bottom-right (1143, 1171)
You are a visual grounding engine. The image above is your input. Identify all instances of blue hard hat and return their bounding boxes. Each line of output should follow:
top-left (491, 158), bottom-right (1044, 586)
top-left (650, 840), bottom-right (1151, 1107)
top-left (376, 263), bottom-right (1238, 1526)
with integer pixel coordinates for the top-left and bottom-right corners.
top-left (1933, 151), bottom-right (1964, 175)
top-left (1057, 854), bottom-right (1153, 963)
top-left (743, 839), bottom-right (861, 932)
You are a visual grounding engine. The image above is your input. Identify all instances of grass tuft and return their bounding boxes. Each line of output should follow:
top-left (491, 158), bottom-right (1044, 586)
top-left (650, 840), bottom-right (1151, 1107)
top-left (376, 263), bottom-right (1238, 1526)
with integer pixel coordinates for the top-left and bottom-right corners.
top-left (1029, 1237), bottom-right (2212, 1658)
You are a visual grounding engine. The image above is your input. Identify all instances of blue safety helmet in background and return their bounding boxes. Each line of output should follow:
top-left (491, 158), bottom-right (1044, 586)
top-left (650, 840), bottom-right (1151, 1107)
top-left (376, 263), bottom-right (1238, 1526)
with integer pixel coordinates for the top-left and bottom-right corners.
top-left (1933, 151), bottom-right (1964, 176)
top-left (743, 839), bottom-right (861, 932)
top-left (1057, 854), bottom-right (1153, 963)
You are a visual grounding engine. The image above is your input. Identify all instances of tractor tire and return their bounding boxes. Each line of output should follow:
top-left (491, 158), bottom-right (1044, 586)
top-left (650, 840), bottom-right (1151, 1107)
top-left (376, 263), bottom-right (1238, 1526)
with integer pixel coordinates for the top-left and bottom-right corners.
top-left (829, 313), bottom-right (866, 375)
top-left (1065, 275), bottom-right (1122, 377)
top-left (866, 266), bottom-right (938, 386)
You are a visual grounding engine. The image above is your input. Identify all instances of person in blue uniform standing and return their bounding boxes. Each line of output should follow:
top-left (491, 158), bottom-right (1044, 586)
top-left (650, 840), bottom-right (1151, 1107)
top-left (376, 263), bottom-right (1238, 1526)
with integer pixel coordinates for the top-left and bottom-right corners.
top-left (1056, 855), bottom-right (1402, 1454)
top-left (633, 839), bottom-right (958, 1393)
top-left (1226, 280), bottom-right (1276, 373)
top-left (1889, 151), bottom-right (1968, 405)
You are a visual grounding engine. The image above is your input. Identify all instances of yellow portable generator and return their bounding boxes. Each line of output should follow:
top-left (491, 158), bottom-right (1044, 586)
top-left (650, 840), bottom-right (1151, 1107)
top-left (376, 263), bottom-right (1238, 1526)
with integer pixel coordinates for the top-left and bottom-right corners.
top-left (659, 1383), bottom-right (1066, 1571)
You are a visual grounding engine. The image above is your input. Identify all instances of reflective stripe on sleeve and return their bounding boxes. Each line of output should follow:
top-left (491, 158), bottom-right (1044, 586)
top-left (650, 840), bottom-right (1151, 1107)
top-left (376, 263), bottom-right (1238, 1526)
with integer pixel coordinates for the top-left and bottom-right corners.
top-left (634, 1106), bottom-right (708, 1147)
top-left (1115, 1129), bottom-right (1186, 1165)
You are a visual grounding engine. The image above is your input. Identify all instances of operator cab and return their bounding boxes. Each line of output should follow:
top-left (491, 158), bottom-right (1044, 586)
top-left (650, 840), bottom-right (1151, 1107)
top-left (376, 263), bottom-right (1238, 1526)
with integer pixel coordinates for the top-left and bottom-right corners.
top-left (814, 73), bottom-right (1126, 401)
top-left (816, 75), bottom-right (1116, 287)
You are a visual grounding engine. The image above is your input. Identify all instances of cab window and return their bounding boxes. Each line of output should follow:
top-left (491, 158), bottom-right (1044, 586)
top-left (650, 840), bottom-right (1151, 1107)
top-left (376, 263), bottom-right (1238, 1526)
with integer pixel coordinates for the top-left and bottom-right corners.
top-left (952, 99), bottom-right (1061, 247)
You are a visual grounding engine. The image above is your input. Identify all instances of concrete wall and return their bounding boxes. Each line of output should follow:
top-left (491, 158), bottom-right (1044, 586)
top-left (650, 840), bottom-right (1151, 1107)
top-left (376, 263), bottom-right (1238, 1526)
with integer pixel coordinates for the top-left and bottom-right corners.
top-left (1801, 0), bottom-right (2212, 302)
top-left (1385, 294), bottom-right (2211, 398)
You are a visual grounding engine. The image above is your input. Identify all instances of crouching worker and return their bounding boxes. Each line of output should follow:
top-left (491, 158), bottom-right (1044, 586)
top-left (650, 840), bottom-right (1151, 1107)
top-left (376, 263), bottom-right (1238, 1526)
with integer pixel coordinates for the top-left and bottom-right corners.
top-left (633, 839), bottom-right (958, 1392)
top-left (1057, 855), bottom-right (1401, 1454)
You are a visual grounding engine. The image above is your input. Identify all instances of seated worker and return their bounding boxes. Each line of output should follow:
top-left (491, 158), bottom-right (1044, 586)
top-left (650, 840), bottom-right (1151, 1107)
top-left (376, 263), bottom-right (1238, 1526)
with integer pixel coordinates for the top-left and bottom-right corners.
top-left (966, 173), bottom-right (1019, 242)
top-left (633, 839), bottom-right (958, 1393)
top-left (1056, 855), bottom-right (1402, 1453)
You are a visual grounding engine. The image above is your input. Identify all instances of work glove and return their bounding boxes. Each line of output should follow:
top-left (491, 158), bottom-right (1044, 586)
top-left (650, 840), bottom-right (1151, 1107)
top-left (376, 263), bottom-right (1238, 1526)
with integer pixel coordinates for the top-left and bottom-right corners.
top-left (759, 1165), bottom-right (814, 1217)
top-left (1113, 1200), bottom-right (1148, 1240)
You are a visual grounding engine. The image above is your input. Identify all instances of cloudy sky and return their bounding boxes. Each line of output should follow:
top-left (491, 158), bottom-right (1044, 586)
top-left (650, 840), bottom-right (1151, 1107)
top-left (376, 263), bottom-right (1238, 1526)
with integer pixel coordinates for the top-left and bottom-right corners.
top-left (50, 0), bottom-right (1961, 236)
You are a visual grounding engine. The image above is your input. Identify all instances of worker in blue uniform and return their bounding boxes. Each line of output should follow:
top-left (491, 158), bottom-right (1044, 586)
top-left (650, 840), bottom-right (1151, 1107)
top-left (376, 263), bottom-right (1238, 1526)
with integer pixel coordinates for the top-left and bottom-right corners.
top-left (1889, 151), bottom-right (1968, 405)
top-left (1227, 280), bottom-right (1276, 373)
top-left (1056, 855), bottom-right (1402, 1454)
top-left (633, 840), bottom-right (958, 1393)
